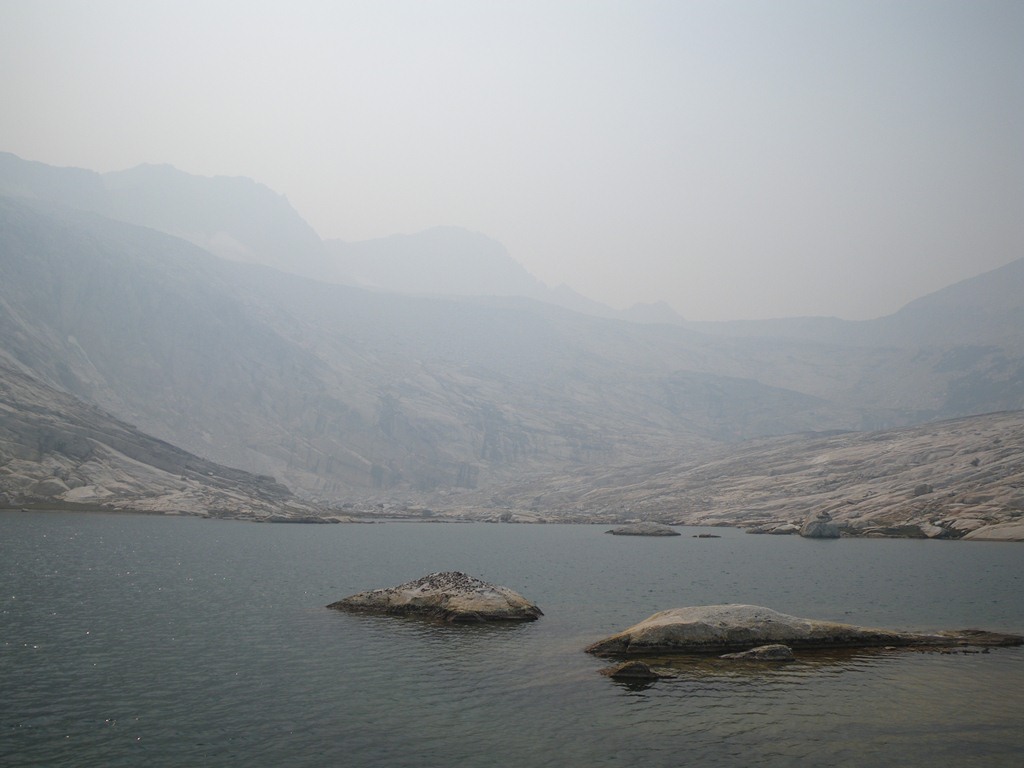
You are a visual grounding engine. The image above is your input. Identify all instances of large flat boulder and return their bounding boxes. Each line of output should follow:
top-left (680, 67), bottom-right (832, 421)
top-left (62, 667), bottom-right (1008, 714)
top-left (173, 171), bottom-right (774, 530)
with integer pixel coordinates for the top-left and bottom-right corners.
top-left (585, 604), bottom-right (1022, 656)
top-left (962, 521), bottom-right (1024, 541)
top-left (327, 571), bottom-right (542, 623)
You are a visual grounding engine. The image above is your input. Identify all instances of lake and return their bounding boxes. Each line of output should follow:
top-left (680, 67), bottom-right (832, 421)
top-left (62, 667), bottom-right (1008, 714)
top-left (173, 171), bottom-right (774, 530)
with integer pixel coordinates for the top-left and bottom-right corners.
top-left (1, 511), bottom-right (1022, 767)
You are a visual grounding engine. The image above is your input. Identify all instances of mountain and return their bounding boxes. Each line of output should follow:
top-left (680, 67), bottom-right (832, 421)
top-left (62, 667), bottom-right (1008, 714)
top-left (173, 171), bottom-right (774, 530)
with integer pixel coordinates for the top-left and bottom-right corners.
top-left (685, 256), bottom-right (1024, 350)
top-left (101, 163), bottom-right (330, 279)
top-left (1, 155), bottom-right (1021, 529)
top-left (325, 226), bottom-right (547, 297)
top-left (682, 257), bottom-right (1024, 420)
top-left (0, 194), bottom-right (867, 505)
top-left (0, 152), bottom-right (330, 280)
top-left (869, 257), bottom-right (1024, 347)
top-left (325, 226), bottom-right (689, 324)
top-left (0, 195), bottom-right (380, 499)
top-left (0, 152), bottom-right (687, 324)
top-left (0, 151), bottom-right (109, 211)
top-left (0, 361), bottom-right (317, 519)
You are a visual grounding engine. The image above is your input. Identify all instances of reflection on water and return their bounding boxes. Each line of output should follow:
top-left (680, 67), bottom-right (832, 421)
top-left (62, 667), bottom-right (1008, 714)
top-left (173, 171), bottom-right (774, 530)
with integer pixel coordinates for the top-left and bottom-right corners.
top-left (1, 512), bottom-right (1022, 768)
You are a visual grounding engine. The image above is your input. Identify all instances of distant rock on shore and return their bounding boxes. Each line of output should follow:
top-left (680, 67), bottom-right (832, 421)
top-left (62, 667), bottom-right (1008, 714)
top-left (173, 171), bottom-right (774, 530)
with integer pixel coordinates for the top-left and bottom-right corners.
top-left (585, 604), bottom-right (1023, 656)
top-left (606, 522), bottom-right (681, 536)
top-left (326, 571), bottom-right (543, 623)
top-left (746, 523), bottom-right (800, 535)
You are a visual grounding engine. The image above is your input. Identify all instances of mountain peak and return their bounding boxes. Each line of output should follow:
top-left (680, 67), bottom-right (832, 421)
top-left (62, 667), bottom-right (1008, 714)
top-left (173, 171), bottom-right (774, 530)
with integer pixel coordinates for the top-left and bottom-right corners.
top-left (324, 226), bottom-right (548, 298)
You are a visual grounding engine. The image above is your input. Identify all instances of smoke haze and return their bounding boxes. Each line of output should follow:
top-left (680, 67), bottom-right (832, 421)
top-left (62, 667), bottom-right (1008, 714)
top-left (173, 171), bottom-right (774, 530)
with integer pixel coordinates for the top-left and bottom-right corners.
top-left (2, 0), bottom-right (1022, 320)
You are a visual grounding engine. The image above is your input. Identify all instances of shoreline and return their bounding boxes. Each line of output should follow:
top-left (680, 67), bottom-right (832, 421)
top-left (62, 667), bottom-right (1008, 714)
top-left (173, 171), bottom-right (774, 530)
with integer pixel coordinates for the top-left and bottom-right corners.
top-left (2, 503), bottom-right (1021, 541)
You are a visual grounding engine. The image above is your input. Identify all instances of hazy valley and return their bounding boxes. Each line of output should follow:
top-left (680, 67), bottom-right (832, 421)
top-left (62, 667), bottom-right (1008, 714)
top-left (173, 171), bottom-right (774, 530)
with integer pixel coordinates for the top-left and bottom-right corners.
top-left (1, 153), bottom-right (1022, 538)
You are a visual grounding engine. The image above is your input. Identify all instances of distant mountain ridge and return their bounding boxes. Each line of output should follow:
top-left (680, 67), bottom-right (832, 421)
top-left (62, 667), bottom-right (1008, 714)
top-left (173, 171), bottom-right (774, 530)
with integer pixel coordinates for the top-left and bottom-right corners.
top-left (0, 152), bottom-right (685, 324)
top-left (684, 256), bottom-right (1024, 348)
top-left (3, 152), bottom-right (1020, 338)
top-left (325, 226), bottom-right (547, 297)
top-left (323, 225), bottom-right (690, 323)
top-left (0, 152), bottom-right (330, 281)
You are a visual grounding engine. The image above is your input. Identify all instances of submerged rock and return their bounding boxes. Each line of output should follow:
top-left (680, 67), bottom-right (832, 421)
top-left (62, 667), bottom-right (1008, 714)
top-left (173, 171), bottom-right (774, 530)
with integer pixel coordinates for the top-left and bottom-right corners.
top-left (606, 522), bottom-right (681, 536)
top-left (327, 571), bottom-right (542, 623)
top-left (720, 644), bottom-right (795, 661)
top-left (585, 604), bottom-right (1023, 656)
top-left (599, 660), bottom-right (675, 680)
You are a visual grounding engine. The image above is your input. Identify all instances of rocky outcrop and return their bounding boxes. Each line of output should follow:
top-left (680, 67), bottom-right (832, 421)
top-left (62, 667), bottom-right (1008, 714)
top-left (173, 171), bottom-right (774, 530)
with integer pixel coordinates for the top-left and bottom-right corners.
top-left (606, 522), bottom-right (680, 536)
top-left (326, 571), bottom-right (542, 622)
top-left (800, 511), bottom-right (841, 538)
top-left (585, 604), bottom-right (1023, 656)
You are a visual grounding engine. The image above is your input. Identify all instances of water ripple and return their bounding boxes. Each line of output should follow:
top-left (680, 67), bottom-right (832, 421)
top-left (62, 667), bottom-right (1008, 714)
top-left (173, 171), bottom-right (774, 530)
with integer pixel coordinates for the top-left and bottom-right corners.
top-left (2, 513), bottom-right (1022, 767)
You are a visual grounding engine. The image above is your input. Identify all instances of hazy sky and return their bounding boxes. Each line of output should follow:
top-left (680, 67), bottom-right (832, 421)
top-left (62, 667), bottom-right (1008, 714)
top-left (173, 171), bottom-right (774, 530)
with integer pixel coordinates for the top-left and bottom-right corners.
top-left (2, 1), bottom-right (1022, 320)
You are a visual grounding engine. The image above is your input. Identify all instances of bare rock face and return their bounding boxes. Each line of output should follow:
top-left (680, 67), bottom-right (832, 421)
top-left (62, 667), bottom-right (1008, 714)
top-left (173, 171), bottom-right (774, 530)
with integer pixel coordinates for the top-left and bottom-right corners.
top-left (606, 522), bottom-right (681, 536)
top-left (327, 571), bottom-right (542, 623)
top-left (585, 604), bottom-right (1023, 656)
top-left (800, 511), bottom-right (841, 539)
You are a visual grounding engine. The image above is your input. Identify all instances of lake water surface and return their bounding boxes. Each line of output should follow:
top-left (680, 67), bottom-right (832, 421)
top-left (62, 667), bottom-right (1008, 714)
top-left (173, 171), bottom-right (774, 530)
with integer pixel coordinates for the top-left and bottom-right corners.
top-left (2, 511), bottom-right (1022, 767)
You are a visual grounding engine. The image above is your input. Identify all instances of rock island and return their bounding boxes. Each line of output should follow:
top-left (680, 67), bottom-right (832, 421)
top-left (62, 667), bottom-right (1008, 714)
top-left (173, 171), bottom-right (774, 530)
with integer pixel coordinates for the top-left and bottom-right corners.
top-left (327, 571), bottom-right (543, 623)
top-left (586, 604), bottom-right (1022, 656)
top-left (605, 522), bottom-right (681, 536)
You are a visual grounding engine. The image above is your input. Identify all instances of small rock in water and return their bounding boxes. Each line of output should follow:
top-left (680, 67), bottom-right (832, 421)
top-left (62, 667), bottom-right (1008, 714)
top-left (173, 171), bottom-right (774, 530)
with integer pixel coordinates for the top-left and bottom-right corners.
top-left (720, 644), bottom-right (796, 662)
top-left (327, 571), bottom-right (542, 623)
top-left (600, 661), bottom-right (674, 680)
top-left (606, 522), bottom-right (681, 536)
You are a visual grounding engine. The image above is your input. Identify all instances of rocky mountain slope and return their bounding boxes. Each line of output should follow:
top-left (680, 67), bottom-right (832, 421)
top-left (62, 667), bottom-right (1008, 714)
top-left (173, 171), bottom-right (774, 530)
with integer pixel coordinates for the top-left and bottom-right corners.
top-left (475, 410), bottom-right (1024, 540)
top-left (0, 362), bottom-right (318, 519)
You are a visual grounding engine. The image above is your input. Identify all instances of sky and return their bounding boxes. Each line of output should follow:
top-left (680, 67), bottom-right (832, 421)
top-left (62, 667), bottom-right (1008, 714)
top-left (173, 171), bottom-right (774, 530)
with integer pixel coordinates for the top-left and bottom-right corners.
top-left (2, 1), bottom-right (1022, 321)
